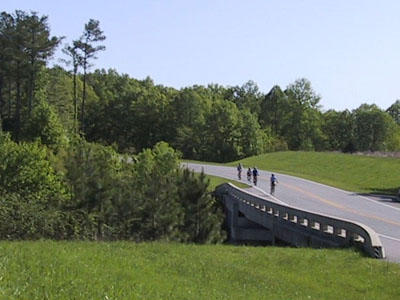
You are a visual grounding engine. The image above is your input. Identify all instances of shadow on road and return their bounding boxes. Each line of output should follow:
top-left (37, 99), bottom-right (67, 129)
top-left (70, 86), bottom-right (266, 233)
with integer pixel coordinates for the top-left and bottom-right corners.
top-left (355, 191), bottom-right (400, 204)
top-left (356, 186), bottom-right (399, 198)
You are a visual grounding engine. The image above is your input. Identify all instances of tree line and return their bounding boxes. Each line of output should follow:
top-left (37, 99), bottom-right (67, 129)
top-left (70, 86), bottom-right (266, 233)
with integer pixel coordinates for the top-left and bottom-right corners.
top-left (82, 75), bottom-right (400, 160)
top-left (2, 10), bottom-right (400, 162)
top-left (0, 10), bottom-right (224, 242)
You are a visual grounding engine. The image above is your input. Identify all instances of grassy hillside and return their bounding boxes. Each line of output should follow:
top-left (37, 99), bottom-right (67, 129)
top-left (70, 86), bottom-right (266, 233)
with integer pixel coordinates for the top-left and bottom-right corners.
top-left (0, 241), bottom-right (399, 300)
top-left (225, 151), bottom-right (400, 194)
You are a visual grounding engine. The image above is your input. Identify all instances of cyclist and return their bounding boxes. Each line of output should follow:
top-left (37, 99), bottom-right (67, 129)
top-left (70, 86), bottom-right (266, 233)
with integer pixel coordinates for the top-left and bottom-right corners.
top-left (270, 173), bottom-right (278, 195)
top-left (252, 167), bottom-right (259, 186)
top-left (247, 167), bottom-right (252, 183)
top-left (237, 163), bottom-right (243, 180)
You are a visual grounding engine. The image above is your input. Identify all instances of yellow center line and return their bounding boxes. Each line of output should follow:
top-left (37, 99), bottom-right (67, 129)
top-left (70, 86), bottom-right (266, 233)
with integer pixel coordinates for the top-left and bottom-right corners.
top-left (280, 182), bottom-right (400, 227)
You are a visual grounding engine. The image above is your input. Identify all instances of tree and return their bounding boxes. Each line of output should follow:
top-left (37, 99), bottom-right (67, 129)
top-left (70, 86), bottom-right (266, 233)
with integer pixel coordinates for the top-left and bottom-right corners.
top-left (286, 78), bottom-right (321, 108)
top-left (62, 41), bottom-right (82, 133)
top-left (0, 12), bottom-right (14, 122)
top-left (64, 138), bottom-right (122, 239)
top-left (202, 99), bottom-right (242, 162)
top-left (0, 10), bottom-right (60, 141)
top-left (21, 11), bottom-right (61, 116)
top-left (76, 19), bottom-right (106, 133)
top-left (44, 66), bottom-right (75, 131)
top-left (131, 81), bottom-right (175, 151)
top-left (0, 132), bottom-right (67, 204)
top-left (259, 85), bottom-right (286, 133)
top-left (387, 100), bottom-right (400, 125)
top-left (6, 10), bottom-right (27, 141)
top-left (84, 69), bottom-right (140, 151)
top-left (133, 142), bottom-right (183, 241)
top-left (176, 169), bottom-right (225, 243)
top-left (239, 109), bottom-right (266, 157)
top-left (171, 87), bottom-right (210, 159)
top-left (322, 109), bottom-right (354, 152)
top-left (22, 99), bottom-right (68, 152)
top-left (353, 104), bottom-right (400, 151)
top-left (229, 80), bottom-right (262, 116)
top-left (281, 78), bottom-right (325, 150)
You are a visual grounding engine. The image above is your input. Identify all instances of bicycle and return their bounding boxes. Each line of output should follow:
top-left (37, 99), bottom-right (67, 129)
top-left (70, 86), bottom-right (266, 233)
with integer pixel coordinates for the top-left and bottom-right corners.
top-left (237, 163), bottom-right (243, 180)
top-left (253, 175), bottom-right (258, 186)
top-left (247, 168), bottom-right (252, 183)
top-left (270, 182), bottom-right (276, 195)
top-left (270, 174), bottom-right (278, 195)
top-left (252, 167), bottom-right (259, 186)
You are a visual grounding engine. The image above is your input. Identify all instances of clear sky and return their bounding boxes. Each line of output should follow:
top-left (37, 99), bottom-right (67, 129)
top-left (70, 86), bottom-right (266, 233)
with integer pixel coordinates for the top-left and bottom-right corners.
top-left (3, 0), bottom-right (400, 111)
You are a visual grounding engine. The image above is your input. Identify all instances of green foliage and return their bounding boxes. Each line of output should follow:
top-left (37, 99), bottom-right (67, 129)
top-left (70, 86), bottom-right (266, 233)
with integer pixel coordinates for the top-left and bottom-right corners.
top-left (286, 77), bottom-right (321, 108)
top-left (131, 86), bottom-right (175, 150)
top-left (238, 109), bottom-right (266, 157)
top-left (131, 142), bottom-right (183, 241)
top-left (171, 88), bottom-right (210, 159)
top-left (22, 99), bottom-right (68, 151)
top-left (323, 109), bottom-right (354, 151)
top-left (59, 140), bottom-right (225, 242)
top-left (385, 122), bottom-right (400, 151)
top-left (75, 19), bottom-right (106, 132)
top-left (177, 169), bottom-right (226, 243)
top-left (259, 85), bottom-right (286, 133)
top-left (0, 10), bottom-right (61, 140)
top-left (353, 104), bottom-right (399, 151)
top-left (0, 134), bottom-right (226, 242)
top-left (44, 66), bottom-right (76, 131)
top-left (0, 193), bottom-right (72, 239)
top-left (280, 78), bottom-right (327, 150)
top-left (202, 99), bottom-right (242, 162)
top-left (2, 8), bottom-right (400, 162)
top-left (387, 99), bottom-right (400, 125)
top-left (64, 137), bottom-right (123, 239)
top-left (0, 132), bottom-right (67, 203)
top-left (229, 80), bottom-right (262, 115)
top-left (0, 132), bottom-right (72, 239)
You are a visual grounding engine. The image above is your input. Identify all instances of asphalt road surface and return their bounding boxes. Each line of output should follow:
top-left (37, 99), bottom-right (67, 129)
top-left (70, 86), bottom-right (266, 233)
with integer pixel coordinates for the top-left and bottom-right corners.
top-left (184, 163), bottom-right (400, 263)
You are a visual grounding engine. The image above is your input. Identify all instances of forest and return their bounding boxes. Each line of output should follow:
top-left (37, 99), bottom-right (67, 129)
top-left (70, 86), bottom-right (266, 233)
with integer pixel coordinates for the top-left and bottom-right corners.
top-left (1, 10), bottom-right (400, 241)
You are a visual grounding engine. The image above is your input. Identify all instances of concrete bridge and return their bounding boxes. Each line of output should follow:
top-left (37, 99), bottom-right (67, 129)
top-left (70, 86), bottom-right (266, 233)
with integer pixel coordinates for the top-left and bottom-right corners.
top-left (215, 183), bottom-right (385, 259)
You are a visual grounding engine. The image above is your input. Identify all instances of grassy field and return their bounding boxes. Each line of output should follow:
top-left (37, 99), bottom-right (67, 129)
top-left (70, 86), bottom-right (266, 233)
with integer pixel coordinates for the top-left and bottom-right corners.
top-left (221, 151), bottom-right (400, 195)
top-left (0, 241), bottom-right (399, 300)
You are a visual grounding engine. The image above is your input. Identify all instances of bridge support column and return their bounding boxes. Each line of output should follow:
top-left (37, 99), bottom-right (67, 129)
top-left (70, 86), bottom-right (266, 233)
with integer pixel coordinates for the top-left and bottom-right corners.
top-left (224, 195), bottom-right (273, 244)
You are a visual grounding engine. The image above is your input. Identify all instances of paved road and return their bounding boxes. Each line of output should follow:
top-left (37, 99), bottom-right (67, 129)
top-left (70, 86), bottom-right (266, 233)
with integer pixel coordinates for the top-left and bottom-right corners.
top-left (184, 163), bottom-right (400, 263)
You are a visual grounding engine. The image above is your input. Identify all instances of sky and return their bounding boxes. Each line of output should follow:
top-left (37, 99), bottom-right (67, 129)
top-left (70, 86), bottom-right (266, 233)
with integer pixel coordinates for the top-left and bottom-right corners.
top-left (3, 0), bottom-right (400, 111)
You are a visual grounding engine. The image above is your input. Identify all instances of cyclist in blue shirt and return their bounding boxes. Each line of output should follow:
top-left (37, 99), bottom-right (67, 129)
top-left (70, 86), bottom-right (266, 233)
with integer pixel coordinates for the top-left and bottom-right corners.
top-left (252, 167), bottom-right (259, 186)
top-left (270, 173), bottom-right (278, 195)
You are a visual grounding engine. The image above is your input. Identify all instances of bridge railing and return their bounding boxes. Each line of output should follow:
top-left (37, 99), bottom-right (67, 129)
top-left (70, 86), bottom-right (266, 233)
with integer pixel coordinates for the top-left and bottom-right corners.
top-left (215, 183), bottom-right (385, 259)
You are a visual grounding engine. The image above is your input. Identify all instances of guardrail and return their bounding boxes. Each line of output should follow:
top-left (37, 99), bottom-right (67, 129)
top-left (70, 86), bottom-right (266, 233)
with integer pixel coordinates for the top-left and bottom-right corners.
top-left (215, 183), bottom-right (385, 259)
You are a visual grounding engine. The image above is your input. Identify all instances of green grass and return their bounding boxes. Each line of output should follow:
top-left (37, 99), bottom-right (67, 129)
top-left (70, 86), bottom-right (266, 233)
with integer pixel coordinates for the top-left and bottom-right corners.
top-left (206, 174), bottom-right (250, 190)
top-left (219, 151), bottom-right (400, 195)
top-left (0, 241), bottom-right (399, 300)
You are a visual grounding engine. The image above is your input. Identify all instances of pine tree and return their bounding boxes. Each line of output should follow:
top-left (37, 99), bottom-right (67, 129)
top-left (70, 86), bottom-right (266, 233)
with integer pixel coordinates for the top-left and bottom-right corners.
top-left (177, 168), bottom-right (226, 243)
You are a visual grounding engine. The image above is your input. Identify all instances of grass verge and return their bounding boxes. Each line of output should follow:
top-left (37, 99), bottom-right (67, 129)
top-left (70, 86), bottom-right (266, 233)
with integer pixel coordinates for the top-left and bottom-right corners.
top-left (206, 174), bottom-right (250, 190)
top-left (0, 241), bottom-right (399, 300)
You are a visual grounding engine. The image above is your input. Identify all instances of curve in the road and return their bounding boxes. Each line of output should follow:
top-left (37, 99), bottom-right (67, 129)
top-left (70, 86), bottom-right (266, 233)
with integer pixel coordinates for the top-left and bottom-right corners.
top-left (185, 162), bottom-right (400, 263)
